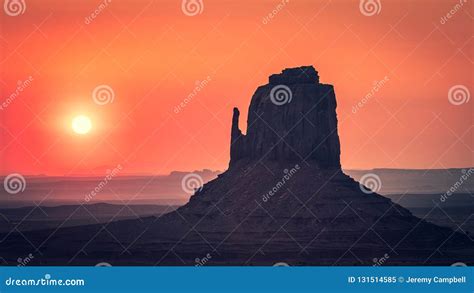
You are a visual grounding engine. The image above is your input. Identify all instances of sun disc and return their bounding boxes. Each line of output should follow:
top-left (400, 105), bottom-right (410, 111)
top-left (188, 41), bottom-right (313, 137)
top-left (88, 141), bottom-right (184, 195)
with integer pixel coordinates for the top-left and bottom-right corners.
top-left (72, 115), bottom-right (92, 135)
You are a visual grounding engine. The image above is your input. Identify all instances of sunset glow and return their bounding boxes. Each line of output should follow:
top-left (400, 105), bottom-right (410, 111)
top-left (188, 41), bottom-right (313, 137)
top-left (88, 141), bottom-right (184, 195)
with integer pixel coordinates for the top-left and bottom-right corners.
top-left (0, 0), bottom-right (472, 176)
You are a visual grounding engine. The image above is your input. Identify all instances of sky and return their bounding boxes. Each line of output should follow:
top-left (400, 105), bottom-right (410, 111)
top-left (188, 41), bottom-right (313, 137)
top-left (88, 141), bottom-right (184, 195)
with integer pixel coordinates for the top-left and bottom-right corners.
top-left (0, 0), bottom-right (472, 176)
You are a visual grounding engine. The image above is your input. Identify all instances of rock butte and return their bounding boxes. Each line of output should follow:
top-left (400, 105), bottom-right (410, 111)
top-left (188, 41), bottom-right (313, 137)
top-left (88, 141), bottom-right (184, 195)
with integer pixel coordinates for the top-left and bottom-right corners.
top-left (230, 66), bottom-right (340, 168)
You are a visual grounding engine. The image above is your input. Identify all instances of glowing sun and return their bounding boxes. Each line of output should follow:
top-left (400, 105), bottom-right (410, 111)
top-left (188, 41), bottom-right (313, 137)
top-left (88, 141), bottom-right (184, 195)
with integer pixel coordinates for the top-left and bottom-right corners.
top-left (72, 115), bottom-right (92, 135)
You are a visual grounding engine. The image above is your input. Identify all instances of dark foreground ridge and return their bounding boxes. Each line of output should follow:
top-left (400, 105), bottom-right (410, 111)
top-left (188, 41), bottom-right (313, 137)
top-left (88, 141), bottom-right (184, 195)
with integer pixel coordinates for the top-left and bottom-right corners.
top-left (1, 66), bottom-right (472, 265)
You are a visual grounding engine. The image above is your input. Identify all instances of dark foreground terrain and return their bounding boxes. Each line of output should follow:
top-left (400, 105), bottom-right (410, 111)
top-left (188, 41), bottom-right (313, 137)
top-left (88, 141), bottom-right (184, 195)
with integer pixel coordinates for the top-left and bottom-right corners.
top-left (0, 162), bottom-right (472, 266)
top-left (0, 203), bottom-right (177, 233)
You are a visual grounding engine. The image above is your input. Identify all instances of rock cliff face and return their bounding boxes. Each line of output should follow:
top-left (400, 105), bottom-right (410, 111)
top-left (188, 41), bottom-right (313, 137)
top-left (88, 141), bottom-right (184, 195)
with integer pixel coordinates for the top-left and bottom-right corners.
top-left (230, 66), bottom-right (340, 168)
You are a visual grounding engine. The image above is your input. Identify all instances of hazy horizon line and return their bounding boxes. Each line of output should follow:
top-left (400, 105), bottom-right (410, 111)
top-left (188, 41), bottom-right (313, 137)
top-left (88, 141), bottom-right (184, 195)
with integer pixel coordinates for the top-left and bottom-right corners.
top-left (1, 166), bottom-right (473, 178)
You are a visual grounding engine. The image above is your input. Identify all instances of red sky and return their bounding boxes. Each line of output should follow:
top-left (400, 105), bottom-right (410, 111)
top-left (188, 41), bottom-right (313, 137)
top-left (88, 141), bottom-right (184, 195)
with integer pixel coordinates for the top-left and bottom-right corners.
top-left (0, 0), bottom-right (472, 176)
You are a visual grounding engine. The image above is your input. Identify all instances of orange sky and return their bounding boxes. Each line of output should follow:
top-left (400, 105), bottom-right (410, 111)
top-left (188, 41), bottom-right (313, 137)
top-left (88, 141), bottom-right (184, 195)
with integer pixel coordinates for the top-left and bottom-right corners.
top-left (0, 0), bottom-right (472, 176)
